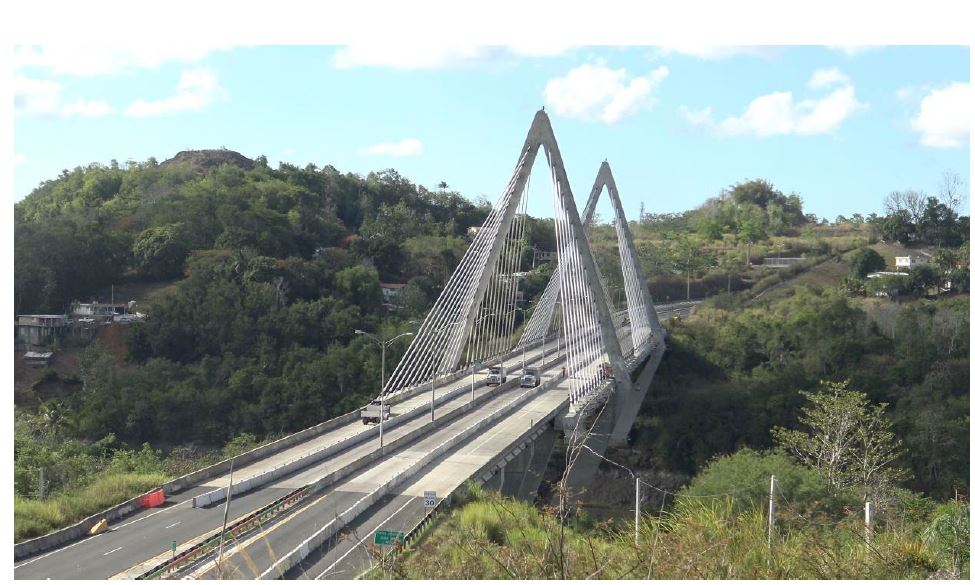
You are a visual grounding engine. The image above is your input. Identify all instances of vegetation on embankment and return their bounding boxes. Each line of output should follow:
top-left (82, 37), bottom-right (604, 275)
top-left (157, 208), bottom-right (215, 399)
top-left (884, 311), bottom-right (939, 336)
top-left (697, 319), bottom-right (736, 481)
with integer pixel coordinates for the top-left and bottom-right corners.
top-left (377, 466), bottom-right (969, 580)
top-left (13, 411), bottom-right (265, 542)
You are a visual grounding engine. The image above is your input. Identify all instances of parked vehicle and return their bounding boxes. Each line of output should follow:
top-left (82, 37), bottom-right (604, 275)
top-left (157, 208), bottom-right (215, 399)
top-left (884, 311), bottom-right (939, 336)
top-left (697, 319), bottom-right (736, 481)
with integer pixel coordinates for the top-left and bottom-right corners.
top-left (486, 365), bottom-right (507, 386)
top-left (360, 400), bottom-right (391, 424)
top-left (520, 367), bottom-right (540, 388)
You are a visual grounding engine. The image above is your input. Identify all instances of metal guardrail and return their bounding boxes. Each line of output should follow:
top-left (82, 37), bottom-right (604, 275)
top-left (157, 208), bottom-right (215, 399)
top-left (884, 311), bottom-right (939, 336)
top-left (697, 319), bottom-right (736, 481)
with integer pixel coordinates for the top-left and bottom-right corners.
top-left (191, 347), bottom-right (559, 509)
top-left (258, 369), bottom-right (568, 579)
top-left (157, 355), bottom-right (569, 579)
top-left (139, 486), bottom-right (311, 579)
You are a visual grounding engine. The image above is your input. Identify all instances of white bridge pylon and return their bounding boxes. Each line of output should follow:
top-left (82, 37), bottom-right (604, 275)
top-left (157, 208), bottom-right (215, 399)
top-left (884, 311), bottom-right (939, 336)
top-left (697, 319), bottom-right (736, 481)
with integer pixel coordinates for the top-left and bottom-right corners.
top-left (383, 109), bottom-right (659, 411)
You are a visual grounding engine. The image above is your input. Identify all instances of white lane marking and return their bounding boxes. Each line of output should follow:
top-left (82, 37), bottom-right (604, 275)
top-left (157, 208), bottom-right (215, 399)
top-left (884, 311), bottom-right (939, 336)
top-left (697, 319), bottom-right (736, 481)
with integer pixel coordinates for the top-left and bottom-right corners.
top-left (315, 496), bottom-right (417, 580)
top-left (165, 521), bottom-right (182, 529)
top-left (14, 498), bottom-right (196, 570)
top-left (103, 547), bottom-right (123, 556)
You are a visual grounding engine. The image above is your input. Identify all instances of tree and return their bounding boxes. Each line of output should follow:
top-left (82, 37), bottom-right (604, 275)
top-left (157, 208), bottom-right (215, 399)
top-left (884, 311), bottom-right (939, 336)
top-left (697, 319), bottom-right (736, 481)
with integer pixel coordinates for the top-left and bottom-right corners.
top-left (906, 264), bottom-right (939, 297)
top-left (334, 265), bottom-right (382, 311)
top-left (849, 248), bottom-right (885, 278)
top-left (884, 189), bottom-right (926, 224)
top-left (132, 224), bottom-right (189, 279)
top-left (772, 380), bottom-right (907, 502)
top-left (877, 210), bottom-right (915, 244)
top-left (938, 170), bottom-right (967, 216)
top-left (737, 212), bottom-right (767, 264)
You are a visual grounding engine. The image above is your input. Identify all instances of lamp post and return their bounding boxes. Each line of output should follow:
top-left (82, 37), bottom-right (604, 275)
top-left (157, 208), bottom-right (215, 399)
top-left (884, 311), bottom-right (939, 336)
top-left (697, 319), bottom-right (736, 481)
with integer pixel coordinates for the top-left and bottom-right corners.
top-left (469, 312), bottom-right (500, 402)
top-left (355, 329), bottom-right (414, 454)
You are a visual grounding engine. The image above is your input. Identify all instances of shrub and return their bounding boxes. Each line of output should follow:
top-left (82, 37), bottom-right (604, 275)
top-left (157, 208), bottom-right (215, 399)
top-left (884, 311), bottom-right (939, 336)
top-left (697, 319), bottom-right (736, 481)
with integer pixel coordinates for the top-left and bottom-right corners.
top-left (679, 448), bottom-right (834, 516)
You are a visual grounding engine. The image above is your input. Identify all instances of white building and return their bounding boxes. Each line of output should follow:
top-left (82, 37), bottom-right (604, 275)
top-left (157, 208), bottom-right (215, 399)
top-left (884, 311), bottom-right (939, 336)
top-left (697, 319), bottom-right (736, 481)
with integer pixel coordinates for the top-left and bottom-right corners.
top-left (895, 255), bottom-right (929, 271)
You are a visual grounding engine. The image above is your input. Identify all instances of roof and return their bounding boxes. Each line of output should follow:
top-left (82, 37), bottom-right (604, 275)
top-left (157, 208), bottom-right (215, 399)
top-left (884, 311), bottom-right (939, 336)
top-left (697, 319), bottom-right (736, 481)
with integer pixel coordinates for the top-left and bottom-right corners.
top-left (24, 352), bottom-right (54, 359)
top-left (18, 314), bottom-right (67, 319)
top-left (380, 283), bottom-right (408, 289)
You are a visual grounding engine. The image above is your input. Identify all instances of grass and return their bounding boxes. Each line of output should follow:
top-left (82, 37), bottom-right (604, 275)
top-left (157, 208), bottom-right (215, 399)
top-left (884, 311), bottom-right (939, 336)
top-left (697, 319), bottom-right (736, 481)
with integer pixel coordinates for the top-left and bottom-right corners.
top-left (376, 486), bottom-right (964, 580)
top-left (14, 472), bottom-right (169, 543)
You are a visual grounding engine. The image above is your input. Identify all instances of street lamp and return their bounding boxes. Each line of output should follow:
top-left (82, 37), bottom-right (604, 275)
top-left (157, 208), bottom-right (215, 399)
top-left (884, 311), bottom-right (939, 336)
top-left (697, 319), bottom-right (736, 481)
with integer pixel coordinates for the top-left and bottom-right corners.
top-left (468, 312), bottom-right (500, 402)
top-left (355, 329), bottom-right (414, 454)
top-left (425, 320), bottom-right (462, 422)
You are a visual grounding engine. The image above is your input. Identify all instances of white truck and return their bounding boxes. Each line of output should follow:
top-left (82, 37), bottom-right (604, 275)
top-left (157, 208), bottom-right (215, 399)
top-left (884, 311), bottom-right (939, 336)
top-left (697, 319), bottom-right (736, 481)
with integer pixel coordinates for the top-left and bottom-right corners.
top-left (520, 367), bottom-right (540, 388)
top-left (360, 400), bottom-right (391, 424)
top-left (486, 365), bottom-right (507, 386)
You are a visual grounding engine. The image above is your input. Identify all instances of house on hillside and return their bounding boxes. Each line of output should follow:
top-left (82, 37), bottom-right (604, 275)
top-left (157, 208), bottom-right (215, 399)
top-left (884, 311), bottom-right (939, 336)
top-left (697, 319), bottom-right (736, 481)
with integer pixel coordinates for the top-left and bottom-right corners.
top-left (895, 255), bottom-right (930, 271)
top-left (73, 302), bottom-right (133, 324)
top-left (380, 283), bottom-right (407, 307)
top-left (15, 314), bottom-right (69, 347)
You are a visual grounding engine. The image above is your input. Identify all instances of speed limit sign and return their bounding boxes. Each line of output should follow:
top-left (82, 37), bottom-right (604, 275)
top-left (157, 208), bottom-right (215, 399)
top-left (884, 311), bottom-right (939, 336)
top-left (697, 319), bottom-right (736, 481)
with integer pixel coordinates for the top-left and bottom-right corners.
top-left (423, 491), bottom-right (436, 509)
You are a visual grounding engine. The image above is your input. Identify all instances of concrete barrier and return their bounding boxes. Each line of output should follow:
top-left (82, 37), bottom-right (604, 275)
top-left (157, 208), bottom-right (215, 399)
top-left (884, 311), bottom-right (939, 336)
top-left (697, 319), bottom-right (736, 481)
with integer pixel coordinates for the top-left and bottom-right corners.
top-left (14, 489), bottom-right (148, 560)
top-left (194, 350), bottom-right (562, 508)
top-left (259, 369), bottom-right (565, 578)
top-left (14, 344), bottom-right (548, 561)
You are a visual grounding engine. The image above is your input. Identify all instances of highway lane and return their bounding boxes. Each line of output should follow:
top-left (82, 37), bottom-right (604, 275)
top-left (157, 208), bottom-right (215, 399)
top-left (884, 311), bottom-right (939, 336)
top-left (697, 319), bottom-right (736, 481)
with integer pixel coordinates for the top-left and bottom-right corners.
top-left (15, 310), bottom-right (664, 579)
top-left (293, 369), bottom-right (575, 579)
top-left (190, 362), bottom-right (565, 579)
top-left (14, 346), bottom-right (558, 580)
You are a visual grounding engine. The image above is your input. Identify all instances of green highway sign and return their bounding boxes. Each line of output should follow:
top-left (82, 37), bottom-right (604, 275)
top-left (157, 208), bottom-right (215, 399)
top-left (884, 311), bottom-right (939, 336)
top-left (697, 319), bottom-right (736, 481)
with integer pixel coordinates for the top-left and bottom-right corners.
top-left (374, 529), bottom-right (405, 546)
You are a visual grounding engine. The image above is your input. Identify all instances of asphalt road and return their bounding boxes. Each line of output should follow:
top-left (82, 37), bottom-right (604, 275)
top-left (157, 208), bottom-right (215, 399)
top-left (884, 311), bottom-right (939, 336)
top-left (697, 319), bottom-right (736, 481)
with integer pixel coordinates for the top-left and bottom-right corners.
top-left (14, 310), bottom-right (672, 580)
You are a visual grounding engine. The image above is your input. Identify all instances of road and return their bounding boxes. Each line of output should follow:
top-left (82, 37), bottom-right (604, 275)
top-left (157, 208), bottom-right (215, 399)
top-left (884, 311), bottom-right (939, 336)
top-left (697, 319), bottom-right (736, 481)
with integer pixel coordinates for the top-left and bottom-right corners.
top-left (13, 339), bottom-right (562, 580)
top-left (15, 305), bottom-right (684, 580)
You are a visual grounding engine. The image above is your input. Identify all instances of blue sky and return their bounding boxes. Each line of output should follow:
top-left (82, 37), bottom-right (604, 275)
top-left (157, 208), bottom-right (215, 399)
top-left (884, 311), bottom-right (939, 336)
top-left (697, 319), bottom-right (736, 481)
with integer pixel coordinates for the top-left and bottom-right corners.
top-left (12, 45), bottom-right (971, 221)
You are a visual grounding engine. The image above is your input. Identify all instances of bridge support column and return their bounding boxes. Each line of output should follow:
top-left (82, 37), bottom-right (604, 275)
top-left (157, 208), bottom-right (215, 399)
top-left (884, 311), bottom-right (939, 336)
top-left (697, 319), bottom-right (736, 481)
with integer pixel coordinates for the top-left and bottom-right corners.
top-left (608, 346), bottom-right (666, 445)
top-left (500, 425), bottom-right (556, 502)
top-left (555, 352), bottom-right (664, 500)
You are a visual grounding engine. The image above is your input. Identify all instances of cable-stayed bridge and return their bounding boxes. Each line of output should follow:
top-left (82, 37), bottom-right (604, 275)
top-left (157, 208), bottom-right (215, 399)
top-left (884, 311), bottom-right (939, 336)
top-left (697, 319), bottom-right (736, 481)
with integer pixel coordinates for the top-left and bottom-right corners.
top-left (13, 110), bottom-right (685, 580)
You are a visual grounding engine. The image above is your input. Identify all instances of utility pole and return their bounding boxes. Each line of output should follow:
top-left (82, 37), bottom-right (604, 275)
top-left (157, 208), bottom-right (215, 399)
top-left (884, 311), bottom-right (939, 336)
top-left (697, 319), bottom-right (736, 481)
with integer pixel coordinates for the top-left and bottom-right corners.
top-left (635, 475), bottom-right (641, 546)
top-left (767, 475), bottom-right (776, 550)
top-left (37, 467), bottom-right (45, 500)
top-left (217, 456), bottom-right (236, 577)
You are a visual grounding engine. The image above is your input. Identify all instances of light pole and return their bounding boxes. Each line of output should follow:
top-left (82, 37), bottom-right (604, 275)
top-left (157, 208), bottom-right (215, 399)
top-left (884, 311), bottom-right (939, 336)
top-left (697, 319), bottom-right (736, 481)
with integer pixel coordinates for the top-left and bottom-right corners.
top-left (469, 312), bottom-right (500, 402)
top-left (426, 320), bottom-right (462, 422)
top-left (512, 306), bottom-right (530, 369)
top-left (355, 329), bottom-right (414, 454)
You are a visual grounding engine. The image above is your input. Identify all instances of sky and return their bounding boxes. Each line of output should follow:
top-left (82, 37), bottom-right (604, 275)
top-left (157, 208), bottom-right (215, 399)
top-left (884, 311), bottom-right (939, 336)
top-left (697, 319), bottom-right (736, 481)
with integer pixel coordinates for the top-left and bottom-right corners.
top-left (9, 18), bottom-right (973, 225)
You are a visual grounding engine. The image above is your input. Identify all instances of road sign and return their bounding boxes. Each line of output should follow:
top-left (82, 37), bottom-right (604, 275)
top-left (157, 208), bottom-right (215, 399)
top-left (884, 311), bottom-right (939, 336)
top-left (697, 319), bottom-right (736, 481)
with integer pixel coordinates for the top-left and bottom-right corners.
top-left (171, 540), bottom-right (177, 552)
top-left (423, 491), bottom-right (437, 509)
top-left (374, 530), bottom-right (405, 546)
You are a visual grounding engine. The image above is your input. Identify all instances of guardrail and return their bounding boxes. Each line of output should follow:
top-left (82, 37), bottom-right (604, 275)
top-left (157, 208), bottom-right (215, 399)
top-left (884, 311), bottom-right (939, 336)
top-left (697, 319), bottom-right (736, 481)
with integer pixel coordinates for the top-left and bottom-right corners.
top-left (258, 368), bottom-right (566, 579)
top-left (154, 356), bottom-right (568, 579)
top-left (191, 349), bottom-right (561, 508)
top-left (138, 486), bottom-right (311, 579)
top-left (13, 345), bottom-right (543, 561)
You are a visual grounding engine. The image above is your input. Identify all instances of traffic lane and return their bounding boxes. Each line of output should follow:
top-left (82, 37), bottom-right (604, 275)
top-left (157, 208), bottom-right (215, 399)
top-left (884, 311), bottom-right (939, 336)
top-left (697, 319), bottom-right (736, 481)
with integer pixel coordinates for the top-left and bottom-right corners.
top-left (292, 379), bottom-right (569, 579)
top-left (197, 489), bottom-right (369, 579)
top-left (194, 373), bottom-right (554, 578)
top-left (15, 353), bottom-right (547, 579)
top-left (289, 494), bottom-right (423, 580)
top-left (14, 486), bottom-right (295, 580)
top-left (305, 380), bottom-right (567, 580)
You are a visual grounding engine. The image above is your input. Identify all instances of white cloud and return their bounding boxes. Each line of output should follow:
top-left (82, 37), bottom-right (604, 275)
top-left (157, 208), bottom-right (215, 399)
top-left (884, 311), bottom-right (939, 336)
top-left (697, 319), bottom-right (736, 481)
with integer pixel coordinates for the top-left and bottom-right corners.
top-left (655, 45), bottom-right (777, 60)
top-left (14, 45), bottom-right (224, 77)
top-left (14, 76), bottom-right (62, 114)
top-left (827, 46), bottom-right (884, 57)
top-left (544, 64), bottom-right (669, 124)
top-left (125, 67), bottom-right (226, 117)
top-left (808, 67), bottom-right (850, 89)
top-left (332, 45), bottom-right (571, 69)
top-left (360, 139), bottom-right (423, 156)
top-left (334, 46), bottom-right (488, 69)
top-left (682, 71), bottom-right (867, 137)
top-left (60, 98), bottom-right (113, 117)
top-left (15, 153), bottom-right (27, 166)
top-left (895, 86), bottom-right (917, 101)
top-left (14, 75), bottom-right (112, 117)
top-left (911, 82), bottom-right (970, 148)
